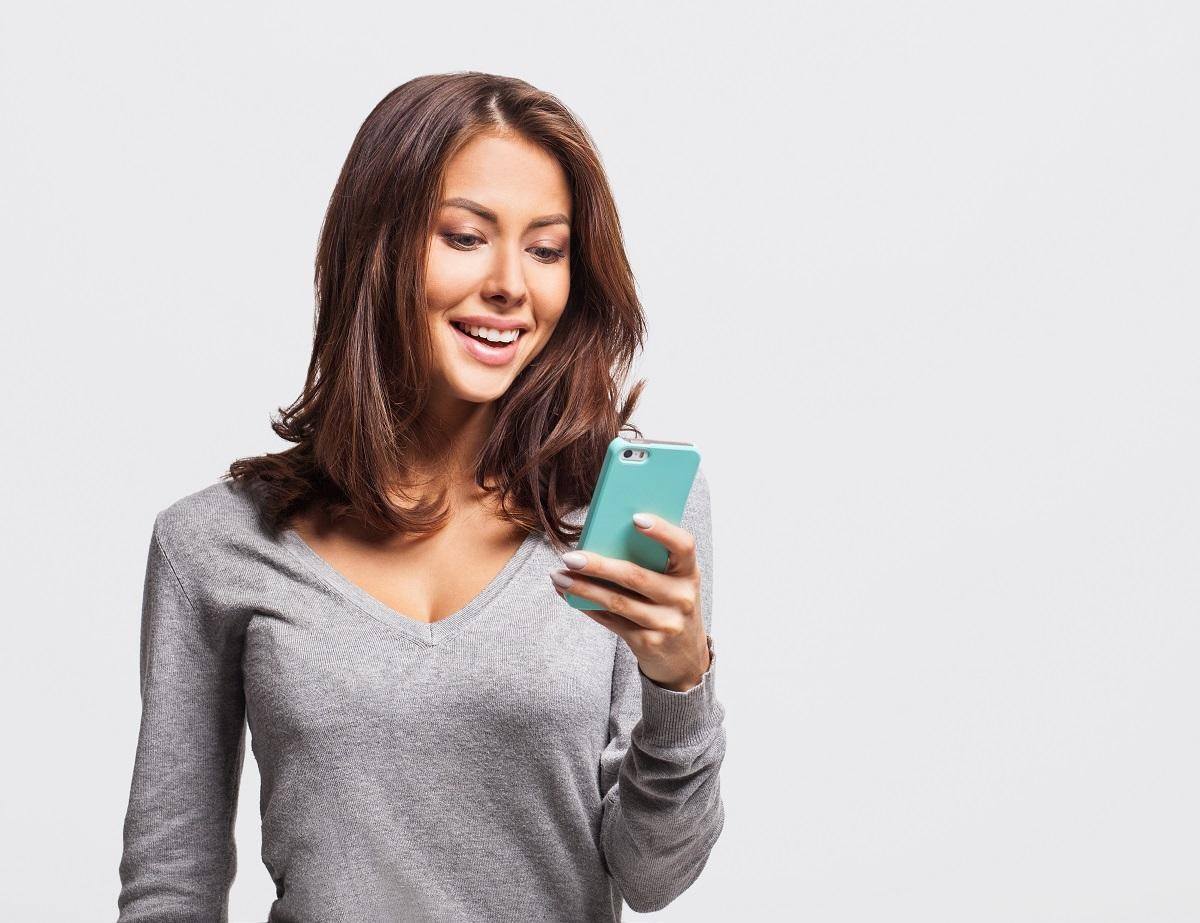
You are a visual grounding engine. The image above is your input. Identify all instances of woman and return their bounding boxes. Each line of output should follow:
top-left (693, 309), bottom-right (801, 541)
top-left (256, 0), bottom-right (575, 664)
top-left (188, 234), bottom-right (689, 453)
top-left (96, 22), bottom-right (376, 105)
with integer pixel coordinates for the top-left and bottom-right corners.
top-left (116, 72), bottom-right (726, 922)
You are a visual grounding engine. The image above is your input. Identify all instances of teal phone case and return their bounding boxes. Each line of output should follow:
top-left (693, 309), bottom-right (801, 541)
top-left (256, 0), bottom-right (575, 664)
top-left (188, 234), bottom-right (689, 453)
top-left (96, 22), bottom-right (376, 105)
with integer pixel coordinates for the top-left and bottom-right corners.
top-left (564, 436), bottom-right (701, 611)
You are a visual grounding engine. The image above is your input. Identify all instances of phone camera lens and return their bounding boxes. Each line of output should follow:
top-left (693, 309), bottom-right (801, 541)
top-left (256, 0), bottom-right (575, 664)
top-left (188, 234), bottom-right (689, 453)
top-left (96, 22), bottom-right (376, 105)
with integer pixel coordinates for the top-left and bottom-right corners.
top-left (622, 449), bottom-right (632, 458)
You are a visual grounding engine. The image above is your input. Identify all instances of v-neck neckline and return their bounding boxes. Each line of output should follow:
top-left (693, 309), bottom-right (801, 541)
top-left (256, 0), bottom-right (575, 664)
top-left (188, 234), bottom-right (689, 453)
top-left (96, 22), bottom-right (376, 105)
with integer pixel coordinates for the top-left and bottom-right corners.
top-left (279, 524), bottom-right (542, 646)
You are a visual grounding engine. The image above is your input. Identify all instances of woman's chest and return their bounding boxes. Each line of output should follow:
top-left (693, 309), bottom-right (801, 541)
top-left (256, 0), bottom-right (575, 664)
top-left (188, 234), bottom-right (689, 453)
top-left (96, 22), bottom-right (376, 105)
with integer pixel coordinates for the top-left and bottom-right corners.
top-left (289, 509), bottom-right (531, 625)
top-left (240, 582), bottom-right (618, 755)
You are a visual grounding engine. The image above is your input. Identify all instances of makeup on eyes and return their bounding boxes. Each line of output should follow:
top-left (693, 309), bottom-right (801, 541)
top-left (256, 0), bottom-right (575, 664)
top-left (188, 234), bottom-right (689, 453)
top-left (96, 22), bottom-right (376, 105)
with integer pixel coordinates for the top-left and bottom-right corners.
top-left (439, 230), bottom-right (567, 263)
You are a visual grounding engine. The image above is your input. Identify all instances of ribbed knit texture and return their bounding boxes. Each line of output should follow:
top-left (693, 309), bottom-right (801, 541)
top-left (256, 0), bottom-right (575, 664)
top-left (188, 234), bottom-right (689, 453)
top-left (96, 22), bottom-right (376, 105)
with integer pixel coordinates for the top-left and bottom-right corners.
top-left (116, 467), bottom-right (726, 922)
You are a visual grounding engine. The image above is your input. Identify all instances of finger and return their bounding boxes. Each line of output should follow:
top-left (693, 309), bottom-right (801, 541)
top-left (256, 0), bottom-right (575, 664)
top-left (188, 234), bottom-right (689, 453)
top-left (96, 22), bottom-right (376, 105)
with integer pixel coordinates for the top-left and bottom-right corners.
top-left (550, 568), bottom-right (673, 631)
top-left (580, 608), bottom-right (646, 645)
top-left (559, 547), bottom-right (678, 605)
top-left (631, 513), bottom-right (698, 576)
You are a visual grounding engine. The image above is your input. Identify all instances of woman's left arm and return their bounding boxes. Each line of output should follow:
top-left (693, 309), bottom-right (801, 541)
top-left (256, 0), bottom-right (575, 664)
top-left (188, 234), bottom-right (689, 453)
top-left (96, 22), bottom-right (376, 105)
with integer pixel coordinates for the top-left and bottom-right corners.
top-left (553, 467), bottom-right (727, 912)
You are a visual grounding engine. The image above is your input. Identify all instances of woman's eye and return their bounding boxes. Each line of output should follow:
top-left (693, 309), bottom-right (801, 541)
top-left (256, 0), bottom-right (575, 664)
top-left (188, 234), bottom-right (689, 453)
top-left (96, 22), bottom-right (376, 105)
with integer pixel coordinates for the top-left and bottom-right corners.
top-left (529, 246), bottom-right (566, 264)
top-left (441, 232), bottom-right (564, 264)
top-left (442, 232), bottom-right (482, 249)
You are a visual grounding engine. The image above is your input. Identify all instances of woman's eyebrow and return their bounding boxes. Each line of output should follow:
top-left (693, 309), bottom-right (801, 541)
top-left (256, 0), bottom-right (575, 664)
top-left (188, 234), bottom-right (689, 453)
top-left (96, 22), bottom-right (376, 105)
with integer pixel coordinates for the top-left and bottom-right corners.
top-left (441, 197), bottom-right (570, 230)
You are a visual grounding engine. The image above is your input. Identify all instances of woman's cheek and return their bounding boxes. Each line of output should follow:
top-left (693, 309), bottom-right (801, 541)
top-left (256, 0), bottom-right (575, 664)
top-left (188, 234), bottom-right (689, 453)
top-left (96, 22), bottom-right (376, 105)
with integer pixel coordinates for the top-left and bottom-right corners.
top-left (424, 252), bottom-right (473, 308)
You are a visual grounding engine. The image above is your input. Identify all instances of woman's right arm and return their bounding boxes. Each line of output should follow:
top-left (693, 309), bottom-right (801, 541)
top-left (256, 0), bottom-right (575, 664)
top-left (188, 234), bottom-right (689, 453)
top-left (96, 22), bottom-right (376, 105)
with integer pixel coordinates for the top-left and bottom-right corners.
top-left (116, 512), bottom-right (248, 922)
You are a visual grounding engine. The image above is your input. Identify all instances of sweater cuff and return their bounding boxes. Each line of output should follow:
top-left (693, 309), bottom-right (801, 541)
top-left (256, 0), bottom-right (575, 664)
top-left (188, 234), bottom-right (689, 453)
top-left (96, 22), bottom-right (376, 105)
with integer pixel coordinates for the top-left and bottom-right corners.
top-left (636, 634), bottom-right (724, 747)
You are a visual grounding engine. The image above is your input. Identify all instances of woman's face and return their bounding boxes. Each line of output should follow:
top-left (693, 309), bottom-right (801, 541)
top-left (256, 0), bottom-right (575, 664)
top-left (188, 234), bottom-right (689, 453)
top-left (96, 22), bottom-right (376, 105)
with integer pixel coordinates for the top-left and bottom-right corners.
top-left (425, 131), bottom-right (572, 406)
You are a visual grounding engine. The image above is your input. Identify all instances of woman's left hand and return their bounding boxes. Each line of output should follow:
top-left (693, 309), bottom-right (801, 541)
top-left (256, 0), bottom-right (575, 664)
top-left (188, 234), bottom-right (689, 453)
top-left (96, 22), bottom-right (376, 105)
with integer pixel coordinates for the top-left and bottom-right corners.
top-left (549, 513), bottom-right (711, 692)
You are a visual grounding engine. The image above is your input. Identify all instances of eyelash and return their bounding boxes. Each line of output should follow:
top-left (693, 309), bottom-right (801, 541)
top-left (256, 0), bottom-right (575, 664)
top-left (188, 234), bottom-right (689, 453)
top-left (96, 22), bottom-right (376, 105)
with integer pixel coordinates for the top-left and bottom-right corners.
top-left (441, 232), bottom-right (566, 264)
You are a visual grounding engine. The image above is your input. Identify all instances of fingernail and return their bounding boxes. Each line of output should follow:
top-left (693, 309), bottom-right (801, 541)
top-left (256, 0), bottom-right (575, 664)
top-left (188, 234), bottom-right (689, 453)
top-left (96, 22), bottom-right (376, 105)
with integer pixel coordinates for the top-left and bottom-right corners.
top-left (632, 513), bottom-right (653, 529)
top-left (549, 569), bottom-right (574, 588)
top-left (561, 551), bottom-right (587, 569)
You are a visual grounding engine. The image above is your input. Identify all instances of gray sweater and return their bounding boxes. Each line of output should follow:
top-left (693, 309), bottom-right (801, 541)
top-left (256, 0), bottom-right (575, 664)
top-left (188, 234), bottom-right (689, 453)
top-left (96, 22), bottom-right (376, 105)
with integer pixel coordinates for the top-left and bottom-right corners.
top-left (116, 468), bottom-right (726, 922)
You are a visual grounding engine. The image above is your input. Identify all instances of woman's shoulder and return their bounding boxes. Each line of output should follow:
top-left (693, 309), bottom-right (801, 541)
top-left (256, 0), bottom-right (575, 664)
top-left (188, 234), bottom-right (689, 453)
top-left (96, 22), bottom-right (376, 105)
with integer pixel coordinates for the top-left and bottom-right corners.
top-left (153, 476), bottom-right (275, 564)
top-left (682, 463), bottom-right (712, 529)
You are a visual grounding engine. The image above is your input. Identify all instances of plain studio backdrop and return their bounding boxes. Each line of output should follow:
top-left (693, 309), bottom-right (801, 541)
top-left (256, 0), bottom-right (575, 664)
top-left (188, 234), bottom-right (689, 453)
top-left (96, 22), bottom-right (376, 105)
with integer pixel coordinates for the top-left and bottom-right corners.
top-left (1, 1), bottom-right (1196, 920)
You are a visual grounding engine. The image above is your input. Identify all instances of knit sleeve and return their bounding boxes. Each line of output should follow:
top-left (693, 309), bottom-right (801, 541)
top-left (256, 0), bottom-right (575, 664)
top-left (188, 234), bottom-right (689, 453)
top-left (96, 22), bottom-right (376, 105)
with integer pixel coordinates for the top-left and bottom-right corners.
top-left (116, 513), bottom-right (248, 922)
top-left (597, 466), bottom-right (728, 913)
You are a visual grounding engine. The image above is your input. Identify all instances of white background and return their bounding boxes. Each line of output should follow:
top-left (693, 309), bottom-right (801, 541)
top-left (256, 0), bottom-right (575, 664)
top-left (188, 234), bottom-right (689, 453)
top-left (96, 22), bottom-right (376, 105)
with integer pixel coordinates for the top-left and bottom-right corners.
top-left (2, 1), bottom-right (1197, 920)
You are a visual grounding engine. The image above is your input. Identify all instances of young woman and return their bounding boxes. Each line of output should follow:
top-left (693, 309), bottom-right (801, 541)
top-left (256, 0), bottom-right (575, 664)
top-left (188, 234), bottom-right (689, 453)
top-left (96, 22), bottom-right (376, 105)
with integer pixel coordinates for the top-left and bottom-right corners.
top-left (116, 72), bottom-right (726, 922)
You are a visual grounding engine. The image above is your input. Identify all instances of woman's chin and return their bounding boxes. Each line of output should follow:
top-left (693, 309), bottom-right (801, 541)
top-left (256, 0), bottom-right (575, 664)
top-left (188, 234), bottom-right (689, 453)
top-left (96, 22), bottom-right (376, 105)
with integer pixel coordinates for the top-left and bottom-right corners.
top-left (440, 367), bottom-right (513, 404)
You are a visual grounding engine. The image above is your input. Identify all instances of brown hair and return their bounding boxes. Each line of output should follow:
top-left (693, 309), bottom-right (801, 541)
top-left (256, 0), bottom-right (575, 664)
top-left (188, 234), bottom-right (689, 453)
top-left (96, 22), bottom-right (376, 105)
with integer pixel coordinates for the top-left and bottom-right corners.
top-left (224, 72), bottom-right (646, 552)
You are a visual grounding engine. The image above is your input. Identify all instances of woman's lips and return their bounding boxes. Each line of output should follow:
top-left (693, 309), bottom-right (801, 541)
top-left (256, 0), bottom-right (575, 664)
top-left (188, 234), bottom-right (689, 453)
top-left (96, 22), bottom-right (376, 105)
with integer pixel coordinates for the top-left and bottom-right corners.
top-left (449, 321), bottom-right (522, 367)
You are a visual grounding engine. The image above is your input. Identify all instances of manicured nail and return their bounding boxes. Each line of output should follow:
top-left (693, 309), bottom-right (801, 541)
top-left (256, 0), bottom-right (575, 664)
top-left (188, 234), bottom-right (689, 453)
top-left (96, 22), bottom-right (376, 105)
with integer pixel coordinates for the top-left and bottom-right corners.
top-left (633, 513), bottom-right (653, 529)
top-left (550, 569), bottom-right (574, 588)
top-left (561, 551), bottom-right (587, 569)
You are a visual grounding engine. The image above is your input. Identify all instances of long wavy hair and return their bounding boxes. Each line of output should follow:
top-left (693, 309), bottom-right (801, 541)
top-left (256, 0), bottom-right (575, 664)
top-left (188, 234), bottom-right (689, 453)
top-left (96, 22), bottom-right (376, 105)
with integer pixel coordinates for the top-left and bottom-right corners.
top-left (224, 72), bottom-right (646, 552)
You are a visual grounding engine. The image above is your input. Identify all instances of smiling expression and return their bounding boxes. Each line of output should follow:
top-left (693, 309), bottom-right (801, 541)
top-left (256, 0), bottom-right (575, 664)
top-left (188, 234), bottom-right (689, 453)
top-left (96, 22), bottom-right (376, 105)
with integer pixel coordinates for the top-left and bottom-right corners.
top-left (425, 131), bottom-right (572, 403)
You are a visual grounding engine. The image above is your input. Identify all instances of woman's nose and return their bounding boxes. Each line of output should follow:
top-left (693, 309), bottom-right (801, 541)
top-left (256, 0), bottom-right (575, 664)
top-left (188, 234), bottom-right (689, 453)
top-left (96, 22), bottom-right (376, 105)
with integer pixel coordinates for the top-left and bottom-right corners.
top-left (482, 246), bottom-right (528, 306)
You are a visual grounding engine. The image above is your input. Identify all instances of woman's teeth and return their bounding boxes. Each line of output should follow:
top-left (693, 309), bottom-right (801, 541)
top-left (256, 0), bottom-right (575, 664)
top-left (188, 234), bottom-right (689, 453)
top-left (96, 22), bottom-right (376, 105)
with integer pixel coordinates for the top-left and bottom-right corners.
top-left (452, 321), bottom-right (521, 345)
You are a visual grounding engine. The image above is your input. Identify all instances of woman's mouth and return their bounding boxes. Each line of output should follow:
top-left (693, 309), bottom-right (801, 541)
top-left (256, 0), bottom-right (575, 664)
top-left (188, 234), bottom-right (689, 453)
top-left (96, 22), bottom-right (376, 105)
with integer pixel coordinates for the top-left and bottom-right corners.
top-left (449, 320), bottom-right (524, 367)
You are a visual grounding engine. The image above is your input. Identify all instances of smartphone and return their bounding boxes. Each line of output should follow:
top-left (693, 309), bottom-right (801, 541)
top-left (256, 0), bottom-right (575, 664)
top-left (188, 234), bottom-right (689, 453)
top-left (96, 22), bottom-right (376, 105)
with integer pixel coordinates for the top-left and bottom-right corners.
top-left (563, 435), bottom-right (702, 611)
